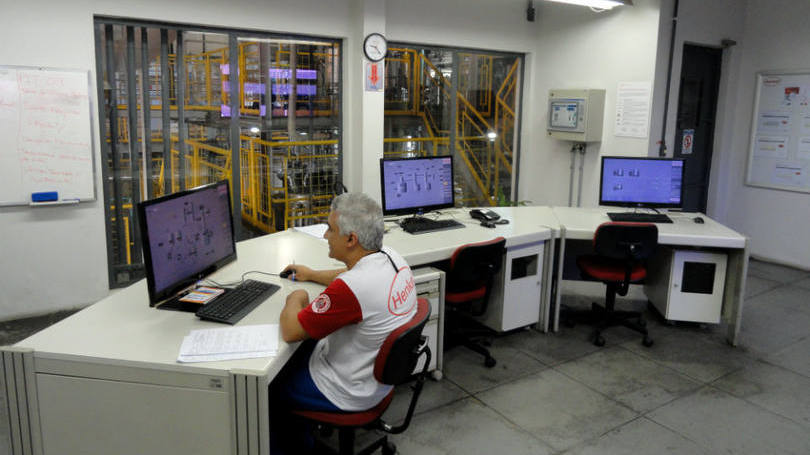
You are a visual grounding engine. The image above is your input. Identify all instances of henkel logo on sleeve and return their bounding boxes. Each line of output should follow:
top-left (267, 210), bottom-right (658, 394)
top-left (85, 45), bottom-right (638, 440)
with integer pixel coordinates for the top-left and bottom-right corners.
top-left (387, 267), bottom-right (416, 316)
top-left (311, 294), bottom-right (332, 313)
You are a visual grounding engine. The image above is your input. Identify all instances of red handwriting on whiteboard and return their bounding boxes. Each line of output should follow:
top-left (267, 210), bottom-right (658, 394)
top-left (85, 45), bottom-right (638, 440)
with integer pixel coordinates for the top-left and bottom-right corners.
top-left (55, 139), bottom-right (90, 148)
top-left (30, 119), bottom-right (59, 129)
top-left (58, 154), bottom-right (91, 162)
top-left (20, 136), bottom-right (54, 145)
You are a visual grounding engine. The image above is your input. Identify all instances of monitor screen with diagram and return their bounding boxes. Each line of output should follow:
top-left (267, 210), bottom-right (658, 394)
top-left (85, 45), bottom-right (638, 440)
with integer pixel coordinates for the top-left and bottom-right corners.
top-left (379, 155), bottom-right (455, 216)
top-left (599, 156), bottom-right (685, 208)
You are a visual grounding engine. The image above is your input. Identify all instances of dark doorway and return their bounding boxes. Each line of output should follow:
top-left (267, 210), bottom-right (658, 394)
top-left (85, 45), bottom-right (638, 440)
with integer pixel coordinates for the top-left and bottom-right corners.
top-left (674, 44), bottom-right (723, 213)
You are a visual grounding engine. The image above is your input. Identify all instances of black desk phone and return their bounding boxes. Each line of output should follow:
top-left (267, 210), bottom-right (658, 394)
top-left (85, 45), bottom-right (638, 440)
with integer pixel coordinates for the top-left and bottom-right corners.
top-left (470, 209), bottom-right (500, 222)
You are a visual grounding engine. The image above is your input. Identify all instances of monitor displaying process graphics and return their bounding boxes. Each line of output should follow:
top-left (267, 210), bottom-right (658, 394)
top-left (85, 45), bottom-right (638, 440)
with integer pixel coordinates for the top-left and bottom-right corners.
top-left (138, 181), bottom-right (236, 305)
top-left (380, 155), bottom-right (455, 215)
top-left (599, 156), bottom-right (684, 208)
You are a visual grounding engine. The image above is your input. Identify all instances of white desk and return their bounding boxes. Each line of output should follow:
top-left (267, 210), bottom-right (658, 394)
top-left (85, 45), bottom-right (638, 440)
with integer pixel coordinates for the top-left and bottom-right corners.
top-left (385, 207), bottom-right (558, 331)
top-left (550, 207), bottom-right (749, 345)
top-left (2, 231), bottom-right (333, 455)
top-left (2, 207), bottom-right (556, 455)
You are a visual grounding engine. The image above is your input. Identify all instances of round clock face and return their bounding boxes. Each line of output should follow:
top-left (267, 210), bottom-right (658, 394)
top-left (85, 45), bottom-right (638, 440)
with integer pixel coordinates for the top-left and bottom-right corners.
top-left (363, 33), bottom-right (387, 62)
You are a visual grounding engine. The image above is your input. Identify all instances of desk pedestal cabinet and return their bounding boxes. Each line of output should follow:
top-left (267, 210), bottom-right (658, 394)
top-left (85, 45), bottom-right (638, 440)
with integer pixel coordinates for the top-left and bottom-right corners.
top-left (412, 267), bottom-right (445, 379)
top-left (478, 241), bottom-right (545, 332)
top-left (645, 247), bottom-right (728, 324)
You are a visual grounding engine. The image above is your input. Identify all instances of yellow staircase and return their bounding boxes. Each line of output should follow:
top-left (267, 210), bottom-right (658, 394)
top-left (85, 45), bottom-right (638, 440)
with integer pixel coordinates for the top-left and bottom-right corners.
top-left (383, 48), bottom-right (520, 206)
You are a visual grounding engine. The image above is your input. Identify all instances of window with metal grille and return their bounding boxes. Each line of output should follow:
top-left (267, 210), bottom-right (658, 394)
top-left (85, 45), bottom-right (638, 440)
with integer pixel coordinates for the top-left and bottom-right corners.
top-left (94, 18), bottom-right (342, 288)
top-left (383, 45), bottom-right (524, 207)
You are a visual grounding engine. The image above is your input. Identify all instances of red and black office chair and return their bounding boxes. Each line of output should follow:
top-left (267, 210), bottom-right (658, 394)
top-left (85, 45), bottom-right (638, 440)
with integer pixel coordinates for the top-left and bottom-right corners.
top-left (292, 298), bottom-right (432, 455)
top-left (443, 237), bottom-right (506, 368)
top-left (566, 222), bottom-right (658, 347)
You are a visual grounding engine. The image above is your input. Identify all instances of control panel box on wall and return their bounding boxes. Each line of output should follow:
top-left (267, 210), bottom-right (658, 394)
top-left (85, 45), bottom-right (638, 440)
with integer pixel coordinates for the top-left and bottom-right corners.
top-left (547, 89), bottom-right (606, 142)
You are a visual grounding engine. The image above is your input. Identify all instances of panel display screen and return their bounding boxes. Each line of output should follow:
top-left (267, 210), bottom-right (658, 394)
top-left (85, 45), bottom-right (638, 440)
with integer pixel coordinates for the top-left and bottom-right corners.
top-left (550, 101), bottom-right (579, 129)
top-left (599, 157), bottom-right (685, 208)
top-left (379, 156), bottom-right (455, 216)
top-left (138, 180), bottom-right (236, 305)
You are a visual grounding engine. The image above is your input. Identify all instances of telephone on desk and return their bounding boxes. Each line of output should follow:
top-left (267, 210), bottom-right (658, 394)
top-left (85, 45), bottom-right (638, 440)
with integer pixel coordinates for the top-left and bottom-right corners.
top-left (470, 209), bottom-right (500, 222)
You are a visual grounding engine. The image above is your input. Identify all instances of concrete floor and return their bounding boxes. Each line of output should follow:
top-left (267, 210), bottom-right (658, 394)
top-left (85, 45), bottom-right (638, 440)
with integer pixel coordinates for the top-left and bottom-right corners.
top-left (3, 259), bottom-right (810, 454)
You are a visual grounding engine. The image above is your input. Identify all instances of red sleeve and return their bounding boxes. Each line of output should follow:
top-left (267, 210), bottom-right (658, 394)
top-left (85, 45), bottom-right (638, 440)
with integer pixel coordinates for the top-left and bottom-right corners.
top-left (297, 279), bottom-right (362, 339)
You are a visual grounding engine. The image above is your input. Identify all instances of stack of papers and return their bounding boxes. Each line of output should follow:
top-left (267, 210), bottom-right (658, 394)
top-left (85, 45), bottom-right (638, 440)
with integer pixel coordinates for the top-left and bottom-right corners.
top-left (293, 223), bottom-right (328, 241)
top-left (177, 324), bottom-right (279, 363)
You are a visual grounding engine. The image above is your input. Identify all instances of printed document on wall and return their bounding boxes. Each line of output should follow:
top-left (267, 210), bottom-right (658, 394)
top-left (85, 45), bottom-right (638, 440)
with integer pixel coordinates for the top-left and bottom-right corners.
top-left (772, 163), bottom-right (805, 187)
top-left (746, 71), bottom-right (810, 193)
top-left (753, 136), bottom-right (789, 159)
top-left (757, 112), bottom-right (792, 133)
top-left (797, 137), bottom-right (810, 160)
top-left (614, 81), bottom-right (651, 138)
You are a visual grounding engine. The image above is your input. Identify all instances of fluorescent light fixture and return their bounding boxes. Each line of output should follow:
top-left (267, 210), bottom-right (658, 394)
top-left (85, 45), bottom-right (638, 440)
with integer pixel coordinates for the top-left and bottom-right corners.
top-left (249, 126), bottom-right (260, 134)
top-left (544, 0), bottom-right (631, 10)
top-left (238, 37), bottom-right (333, 47)
top-left (487, 131), bottom-right (497, 140)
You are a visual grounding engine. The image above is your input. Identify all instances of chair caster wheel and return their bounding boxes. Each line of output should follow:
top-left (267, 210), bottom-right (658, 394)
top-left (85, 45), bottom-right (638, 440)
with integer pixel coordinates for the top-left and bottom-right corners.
top-left (484, 356), bottom-right (497, 368)
top-left (431, 370), bottom-right (443, 381)
top-left (382, 440), bottom-right (397, 455)
top-left (642, 336), bottom-right (654, 347)
top-left (593, 335), bottom-right (606, 347)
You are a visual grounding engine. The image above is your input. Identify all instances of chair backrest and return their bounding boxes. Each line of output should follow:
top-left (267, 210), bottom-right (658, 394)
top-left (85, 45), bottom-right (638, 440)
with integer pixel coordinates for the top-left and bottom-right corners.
top-left (446, 237), bottom-right (507, 294)
top-left (593, 222), bottom-right (658, 261)
top-left (374, 298), bottom-right (431, 386)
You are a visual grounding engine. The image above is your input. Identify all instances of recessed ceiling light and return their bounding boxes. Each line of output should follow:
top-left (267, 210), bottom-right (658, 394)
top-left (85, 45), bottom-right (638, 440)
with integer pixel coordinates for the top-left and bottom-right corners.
top-left (544, 0), bottom-right (631, 10)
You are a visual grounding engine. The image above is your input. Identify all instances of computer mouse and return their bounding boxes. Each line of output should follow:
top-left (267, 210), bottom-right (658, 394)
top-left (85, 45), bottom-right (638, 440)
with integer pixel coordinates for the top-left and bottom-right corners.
top-left (480, 220), bottom-right (496, 228)
top-left (693, 217), bottom-right (704, 224)
top-left (279, 270), bottom-right (292, 279)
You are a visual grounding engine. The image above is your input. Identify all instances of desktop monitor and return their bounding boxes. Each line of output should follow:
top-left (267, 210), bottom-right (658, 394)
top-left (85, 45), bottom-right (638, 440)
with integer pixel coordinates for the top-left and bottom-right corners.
top-left (137, 180), bottom-right (237, 307)
top-left (379, 155), bottom-right (455, 216)
top-left (599, 156), bottom-right (685, 209)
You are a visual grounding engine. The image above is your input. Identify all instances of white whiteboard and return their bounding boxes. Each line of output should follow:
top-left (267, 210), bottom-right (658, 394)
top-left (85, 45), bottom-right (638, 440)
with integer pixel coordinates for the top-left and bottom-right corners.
top-left (0, 66), bottom-right (96, 206)
top-left (745, 71), bottom-right (810, 193)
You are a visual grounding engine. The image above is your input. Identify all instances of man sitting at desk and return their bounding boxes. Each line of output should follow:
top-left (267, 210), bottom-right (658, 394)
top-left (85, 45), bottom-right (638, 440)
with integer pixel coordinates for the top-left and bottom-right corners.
top-left (272, 192), bottom-right (417, 453)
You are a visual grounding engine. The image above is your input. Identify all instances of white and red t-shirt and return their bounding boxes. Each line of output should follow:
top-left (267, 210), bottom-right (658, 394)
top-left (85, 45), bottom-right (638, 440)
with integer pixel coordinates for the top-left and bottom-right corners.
top-left (297, 246), bottom-right (417, 411)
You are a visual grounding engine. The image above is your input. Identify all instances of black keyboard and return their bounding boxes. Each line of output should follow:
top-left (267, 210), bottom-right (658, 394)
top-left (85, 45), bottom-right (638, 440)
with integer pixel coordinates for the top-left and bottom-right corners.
top-left (196, 279), bottom-right (279, 324)
top-left (400, 217), bottom-right (465, 234)
top-left (607, 212), bottom-right (673, 223)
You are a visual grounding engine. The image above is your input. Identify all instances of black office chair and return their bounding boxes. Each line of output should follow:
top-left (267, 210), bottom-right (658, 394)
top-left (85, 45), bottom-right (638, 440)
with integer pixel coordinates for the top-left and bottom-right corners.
top-left (292, 298), bottom-right (431, 455)
top-left (565, 222), bottom-right (658, 347)
top-left (442, 237), bottom-right (506, 368)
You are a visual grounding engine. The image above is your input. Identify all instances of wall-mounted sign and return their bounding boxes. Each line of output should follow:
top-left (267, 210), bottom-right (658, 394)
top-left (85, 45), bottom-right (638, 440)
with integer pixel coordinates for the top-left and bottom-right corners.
top-left (365, 61), bottom-right (384, 92)
top-left (682, 129), bottom-right (695, 155)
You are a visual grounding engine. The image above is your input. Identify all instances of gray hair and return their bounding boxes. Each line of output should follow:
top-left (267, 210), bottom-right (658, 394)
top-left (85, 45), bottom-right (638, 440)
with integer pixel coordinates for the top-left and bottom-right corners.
top-left (330, 193), bottom-right (384, 251)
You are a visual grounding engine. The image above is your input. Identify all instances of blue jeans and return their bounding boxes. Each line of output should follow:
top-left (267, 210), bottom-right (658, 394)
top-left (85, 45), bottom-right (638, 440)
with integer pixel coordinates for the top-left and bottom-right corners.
top-left (269, 339), bottom-right (340, 454)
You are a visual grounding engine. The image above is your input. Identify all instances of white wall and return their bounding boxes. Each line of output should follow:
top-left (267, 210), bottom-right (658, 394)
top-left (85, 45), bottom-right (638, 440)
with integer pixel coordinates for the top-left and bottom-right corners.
top-left (649, 0), bottom-right (746, 222)
top-left (0, 0), bottom-right (666, 320)
top-left (388, 0), bottom-right (662, 207)
top-left (719, 0), bottom-right (810, 269)
top-left (526, 1), bottom-right (662, 207)
top-left (656, 0), bottom-right (810, 269)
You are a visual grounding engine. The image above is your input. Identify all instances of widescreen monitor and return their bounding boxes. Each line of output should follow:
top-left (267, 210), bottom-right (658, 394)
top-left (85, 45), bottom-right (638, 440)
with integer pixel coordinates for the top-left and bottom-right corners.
top-left (380, 155), bottom-right (455, 216)
top-left (599, 156), bottom-right (685, 209)
top-left (137, 180), bottom-right (236, 307)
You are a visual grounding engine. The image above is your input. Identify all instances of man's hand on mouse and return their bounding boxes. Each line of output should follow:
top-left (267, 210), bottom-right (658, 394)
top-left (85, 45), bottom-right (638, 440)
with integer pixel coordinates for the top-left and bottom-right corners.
top-left (280, 264), bottom-right (315, 281)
